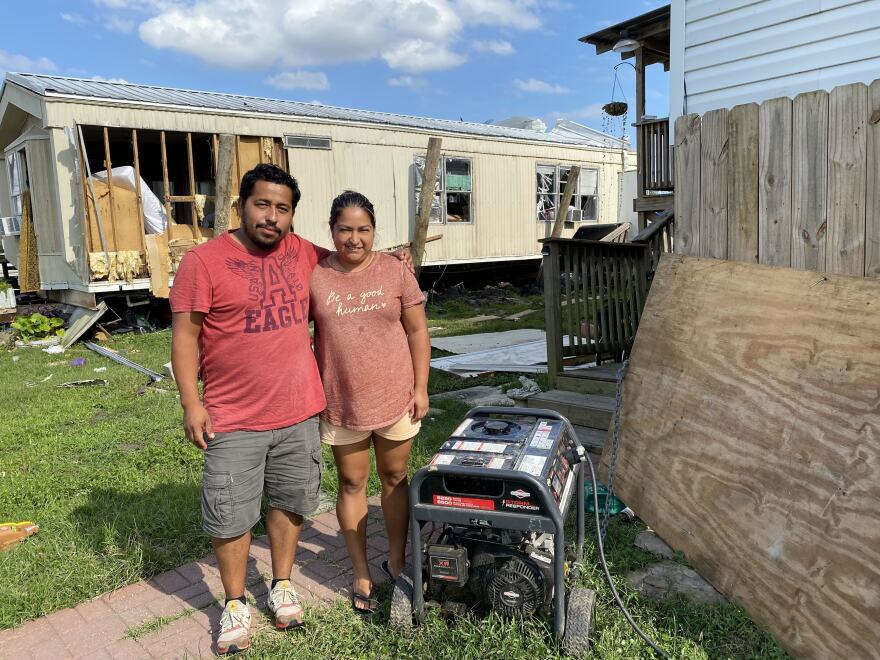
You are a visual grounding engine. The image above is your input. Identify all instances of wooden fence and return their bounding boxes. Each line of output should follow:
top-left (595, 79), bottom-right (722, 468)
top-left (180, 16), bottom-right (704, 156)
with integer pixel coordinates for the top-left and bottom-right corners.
top-left (674, 80), bottom-right (880, 277)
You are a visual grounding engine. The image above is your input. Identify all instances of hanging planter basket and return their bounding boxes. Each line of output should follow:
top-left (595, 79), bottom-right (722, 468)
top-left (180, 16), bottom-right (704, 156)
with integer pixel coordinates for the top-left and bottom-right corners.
top-left (602, 101), bottom-right (628, 117)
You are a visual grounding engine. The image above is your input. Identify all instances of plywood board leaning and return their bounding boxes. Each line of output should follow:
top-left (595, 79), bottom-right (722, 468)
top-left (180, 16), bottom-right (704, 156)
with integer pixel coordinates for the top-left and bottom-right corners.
top-left (601, 253), bottom-right (880, 660)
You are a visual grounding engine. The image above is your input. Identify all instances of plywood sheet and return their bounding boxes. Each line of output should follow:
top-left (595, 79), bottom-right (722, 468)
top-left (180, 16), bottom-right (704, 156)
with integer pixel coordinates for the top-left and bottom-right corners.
top-left (602, 254), bottom-right (880, 660)
top-left (86, 180), bottom-right (142, 252)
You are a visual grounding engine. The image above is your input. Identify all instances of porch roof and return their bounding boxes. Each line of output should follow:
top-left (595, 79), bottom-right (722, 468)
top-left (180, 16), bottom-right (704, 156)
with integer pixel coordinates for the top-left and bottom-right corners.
top-left (579, 5), bottom-right (670, 69)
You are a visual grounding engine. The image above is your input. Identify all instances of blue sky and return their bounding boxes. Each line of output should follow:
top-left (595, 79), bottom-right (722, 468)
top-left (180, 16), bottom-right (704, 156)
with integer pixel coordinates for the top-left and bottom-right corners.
top-left (2, 0), bottom-right (669, 138)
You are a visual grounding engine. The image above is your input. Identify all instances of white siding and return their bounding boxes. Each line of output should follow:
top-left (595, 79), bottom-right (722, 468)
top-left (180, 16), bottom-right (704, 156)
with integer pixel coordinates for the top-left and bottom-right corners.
top-left (671, 0), bottom-right (880, 127)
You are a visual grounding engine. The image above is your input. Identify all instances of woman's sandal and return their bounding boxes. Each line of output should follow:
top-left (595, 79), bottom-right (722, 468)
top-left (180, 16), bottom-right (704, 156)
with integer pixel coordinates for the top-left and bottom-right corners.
top-left (351, 587), bottom-right (379, 615)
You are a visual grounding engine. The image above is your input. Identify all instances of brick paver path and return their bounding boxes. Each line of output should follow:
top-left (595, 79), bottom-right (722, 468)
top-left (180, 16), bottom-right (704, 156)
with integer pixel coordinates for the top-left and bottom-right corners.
top-left (0, 496), bottom-right (395, 659)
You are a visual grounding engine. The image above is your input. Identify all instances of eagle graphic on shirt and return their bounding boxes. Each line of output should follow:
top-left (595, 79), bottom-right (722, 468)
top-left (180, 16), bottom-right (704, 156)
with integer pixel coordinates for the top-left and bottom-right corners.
top-left (225, 246), bottom-right (308, 333)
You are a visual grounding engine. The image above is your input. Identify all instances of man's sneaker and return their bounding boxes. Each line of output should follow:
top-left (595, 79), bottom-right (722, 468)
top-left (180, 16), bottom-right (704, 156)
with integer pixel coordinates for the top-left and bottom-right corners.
top-left (216, 599), bottom-right (251, 655)
top-left (267, 580), bottom-right (305, 630)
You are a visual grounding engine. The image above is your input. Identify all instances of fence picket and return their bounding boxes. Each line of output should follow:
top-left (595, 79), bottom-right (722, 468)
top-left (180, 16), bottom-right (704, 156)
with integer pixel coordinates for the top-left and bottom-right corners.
top-left (792, 90), bottom-right (829, 272)
top-left (867, 80), bottom-right (880, 278)
top-left (674, 114), bottom-right (701, 255)
top-left (759, 97), bottom-right (793, 266)
top-left (728, 103), bottom-right (760, 263)
top-left (700, 108), bottom-right (730, 259)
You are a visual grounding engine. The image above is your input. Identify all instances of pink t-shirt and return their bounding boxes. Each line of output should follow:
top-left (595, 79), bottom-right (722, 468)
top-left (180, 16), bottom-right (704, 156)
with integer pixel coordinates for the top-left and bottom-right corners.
top-left (170, 232), bottom-right (328, 433)
top-left (309, 252), bottom-right (425, 430)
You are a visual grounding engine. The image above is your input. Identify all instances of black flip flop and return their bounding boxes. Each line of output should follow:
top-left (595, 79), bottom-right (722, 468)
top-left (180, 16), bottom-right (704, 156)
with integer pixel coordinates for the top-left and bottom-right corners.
top-left (351, 587), bottom-right (379, 615)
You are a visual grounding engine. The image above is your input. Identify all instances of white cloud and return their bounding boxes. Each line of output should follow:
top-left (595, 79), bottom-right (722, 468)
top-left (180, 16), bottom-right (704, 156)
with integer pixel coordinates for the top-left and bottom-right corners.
top-left (61, 12), bottom-right (90, 26)
top-left (265, 70), bottom-right (330, 91)
top-left (135, 0), bottom-right (534, 73)
top-left (388, 75), bottom-right (426, 90)
top-left (106, 15), bottom-right (135, 33)
top-left (472, 39), bottom-right (515, 55)
top-left (514, 78), bottom-right (569, 94)
top-left (382, 40), bottom-right (466, 73)
top-left (0, 51), bottom-right (57, 75)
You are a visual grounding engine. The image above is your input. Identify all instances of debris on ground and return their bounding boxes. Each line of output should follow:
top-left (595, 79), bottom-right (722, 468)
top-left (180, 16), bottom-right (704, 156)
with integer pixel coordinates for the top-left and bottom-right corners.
top-left (41, 344), bottom-right (65, 355)
top-left (627, 560), bottom-right (727, 605)
top-left (634, 530), bottom-right (675, 559)
top-left (57, 379), bottom-right (108, 388)
top-left (431, 385), bottom-right (513, 407)
top-left (0, 522), bottom-right (39, 551)
top-left (69, 357), bottom-right (87, 367)
top-left (431, 329), bottom-right (544, 354)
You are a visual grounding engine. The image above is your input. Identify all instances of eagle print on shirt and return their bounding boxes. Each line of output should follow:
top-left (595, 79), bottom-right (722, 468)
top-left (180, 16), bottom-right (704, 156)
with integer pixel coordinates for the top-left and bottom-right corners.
top-left (226, 247), bottom-right (308, 333)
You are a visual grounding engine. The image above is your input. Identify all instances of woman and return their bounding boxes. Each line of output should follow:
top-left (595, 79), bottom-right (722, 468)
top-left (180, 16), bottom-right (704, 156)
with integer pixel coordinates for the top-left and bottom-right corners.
top-left (309, 190), bottom-right (430, 614)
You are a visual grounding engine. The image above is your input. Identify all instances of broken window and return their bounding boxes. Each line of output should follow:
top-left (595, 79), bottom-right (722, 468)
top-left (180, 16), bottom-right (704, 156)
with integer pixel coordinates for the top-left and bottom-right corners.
top-left (536, 164), bottom-right (598, 223)
top-left (6, 147), bottom-right (28, 232)
top-left (414, 154), bottom-right (473, 224)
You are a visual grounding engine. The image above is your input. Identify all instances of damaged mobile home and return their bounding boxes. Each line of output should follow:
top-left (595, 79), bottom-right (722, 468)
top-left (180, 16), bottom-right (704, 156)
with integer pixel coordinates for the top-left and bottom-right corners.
top-left (0, 73), bottom-right (634, 306)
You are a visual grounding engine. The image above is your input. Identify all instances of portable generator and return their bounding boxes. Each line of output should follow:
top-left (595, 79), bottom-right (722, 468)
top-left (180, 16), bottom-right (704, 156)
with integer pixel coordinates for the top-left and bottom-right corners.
top-left (390, 406), bottom-right (596, 654)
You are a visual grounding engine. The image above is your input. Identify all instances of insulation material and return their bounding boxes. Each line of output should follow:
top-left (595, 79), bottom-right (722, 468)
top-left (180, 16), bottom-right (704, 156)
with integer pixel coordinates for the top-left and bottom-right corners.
top-left (88, 251), bottom-right (145, 282)
top-left (193, 194), bottom-right (207, 221)
top-left (602, 254), bottom-right (880, 659)
top-left (92, 166), bottom-right (167, 233)
top-left (17, 191), bottom-right (40, 293)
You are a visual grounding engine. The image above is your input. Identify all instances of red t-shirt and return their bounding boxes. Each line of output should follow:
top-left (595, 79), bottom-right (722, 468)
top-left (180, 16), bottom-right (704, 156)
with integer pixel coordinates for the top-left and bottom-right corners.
top-left (170, 232), bottom-right (328, 432)
top-left (309, 252), bottom-right (425, 430)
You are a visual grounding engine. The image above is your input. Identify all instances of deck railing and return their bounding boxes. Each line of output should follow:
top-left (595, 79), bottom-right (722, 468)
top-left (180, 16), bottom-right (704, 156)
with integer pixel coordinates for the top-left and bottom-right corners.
top-left (541, 211), bottom-right (674, 387)
top-left (636, 117), bottom-right (674, 192)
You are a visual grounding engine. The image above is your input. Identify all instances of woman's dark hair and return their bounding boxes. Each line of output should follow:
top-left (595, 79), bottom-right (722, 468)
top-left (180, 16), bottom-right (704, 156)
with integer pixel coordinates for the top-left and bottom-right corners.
top-left (239, 163), bottom-right (301, 211)
top-left (329, 190), bottom-right (376, 229)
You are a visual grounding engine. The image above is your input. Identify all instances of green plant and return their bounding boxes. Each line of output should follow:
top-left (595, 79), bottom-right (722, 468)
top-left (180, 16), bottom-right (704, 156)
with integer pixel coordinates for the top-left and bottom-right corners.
top-left (0, 279), bottom-right (11, 294)
top-left (10, 313), bottom-right (65, 342)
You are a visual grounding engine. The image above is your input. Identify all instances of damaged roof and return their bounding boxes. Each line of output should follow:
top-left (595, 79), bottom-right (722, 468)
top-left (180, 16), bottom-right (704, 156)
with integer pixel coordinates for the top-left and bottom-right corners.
top-left (5, 72), bottom-right (623, 148)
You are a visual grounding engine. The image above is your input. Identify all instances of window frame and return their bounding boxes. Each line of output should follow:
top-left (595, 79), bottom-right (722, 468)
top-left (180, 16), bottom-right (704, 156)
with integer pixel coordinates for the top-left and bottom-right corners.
top-left (414, 153), bottom-right (474, 225)
top-left (536, 163), bottom-right (599, 224)
top-left (6, 146), bottom-right (28, 226)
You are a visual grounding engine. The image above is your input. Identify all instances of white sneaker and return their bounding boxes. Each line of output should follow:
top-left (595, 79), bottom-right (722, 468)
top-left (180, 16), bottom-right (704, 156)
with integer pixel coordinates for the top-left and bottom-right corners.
top-left (267, 580), bottom-right (305, 629)
top-left (216, 599), bottom-right (251, 655)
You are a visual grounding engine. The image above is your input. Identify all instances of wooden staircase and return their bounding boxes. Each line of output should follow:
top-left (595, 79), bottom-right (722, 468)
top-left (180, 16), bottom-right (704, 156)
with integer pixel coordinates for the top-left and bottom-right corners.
top-left (517, 363), bottom-right (622, 452)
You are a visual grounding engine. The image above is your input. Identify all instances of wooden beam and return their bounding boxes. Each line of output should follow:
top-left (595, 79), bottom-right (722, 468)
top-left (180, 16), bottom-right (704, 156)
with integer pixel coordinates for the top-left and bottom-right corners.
top-left (551, 166), bottom-right (580, 239)
top-left (213, 133), bottom-right (236, 236)
top-left (160, 130), bottom-right (173, 241)
top-left (102, 127), bottom-right (119, 249)
top-left (412, 136), bottom-right (442, 275)
top-left (131, 129), bottom-right (147, 255)
top-left (186, 132), bottom-right (199, 239)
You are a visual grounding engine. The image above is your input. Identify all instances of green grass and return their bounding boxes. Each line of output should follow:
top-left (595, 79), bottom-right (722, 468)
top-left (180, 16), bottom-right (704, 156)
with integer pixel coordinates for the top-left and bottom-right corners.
top-left (0, 323), bottom-right (786, 658)
top-left (125, 607), bottom-right (195, 640)
top-left (425, 292), bottom-right (546, 338)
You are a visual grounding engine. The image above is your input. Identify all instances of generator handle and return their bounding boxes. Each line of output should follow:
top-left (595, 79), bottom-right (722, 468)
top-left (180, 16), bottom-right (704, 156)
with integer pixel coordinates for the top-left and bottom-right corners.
top-left (466, 406), bottom-right (567, 422)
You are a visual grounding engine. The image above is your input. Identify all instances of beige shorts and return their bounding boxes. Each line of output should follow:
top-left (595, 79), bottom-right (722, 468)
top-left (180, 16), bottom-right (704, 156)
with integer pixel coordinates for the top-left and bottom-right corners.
top-left (320, 412), bottom-right (421, 446)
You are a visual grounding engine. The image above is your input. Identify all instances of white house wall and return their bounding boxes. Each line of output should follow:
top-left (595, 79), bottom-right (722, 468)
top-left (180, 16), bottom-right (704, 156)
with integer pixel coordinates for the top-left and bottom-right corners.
top-left (670, 0), bottom-right (880, 128)
top-left (44, 99), bottom-right (636, 269)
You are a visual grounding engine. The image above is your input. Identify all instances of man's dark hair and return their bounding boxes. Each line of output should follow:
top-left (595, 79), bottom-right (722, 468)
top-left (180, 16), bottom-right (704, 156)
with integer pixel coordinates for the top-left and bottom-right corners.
top-left (239, 163), bottom-right (301, 211)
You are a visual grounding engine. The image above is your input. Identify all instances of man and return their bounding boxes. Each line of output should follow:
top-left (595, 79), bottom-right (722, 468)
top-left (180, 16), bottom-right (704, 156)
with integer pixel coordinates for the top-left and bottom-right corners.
top-left (171, 164), bottom-right (329, 654)
top-left (171, 164), bottom-right (411, 654)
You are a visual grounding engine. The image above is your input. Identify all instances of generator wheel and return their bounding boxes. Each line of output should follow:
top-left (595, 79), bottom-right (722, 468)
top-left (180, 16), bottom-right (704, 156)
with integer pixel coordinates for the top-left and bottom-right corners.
top-left (561, 587), bottom-right (596, 656)
top-left (389, 568), bottom-right (415, 632)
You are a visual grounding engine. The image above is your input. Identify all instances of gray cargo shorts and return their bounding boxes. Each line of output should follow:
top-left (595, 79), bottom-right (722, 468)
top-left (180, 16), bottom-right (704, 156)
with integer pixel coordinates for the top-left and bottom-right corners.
top-left (201, 416), bottom-right (322, 538)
